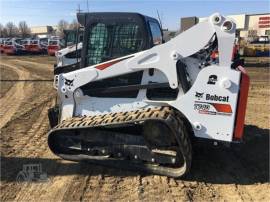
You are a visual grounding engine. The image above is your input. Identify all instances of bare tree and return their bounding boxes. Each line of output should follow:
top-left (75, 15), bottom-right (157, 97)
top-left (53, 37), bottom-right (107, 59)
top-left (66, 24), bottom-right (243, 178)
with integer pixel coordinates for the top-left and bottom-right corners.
top-left (5, 22), bottom-right (19, 37)
top-left (57, 19), bottom-right (69, 37)
top-left (69, 19), bottom-right (80, 30)
top-left (0, 23), bottom-right (4, 37)
top-left (1, 28), bottom-right (8, 38)
top-left (18, 21), bottom-right (31, 38)
top-left (0, 23), bottom-right (8, 38)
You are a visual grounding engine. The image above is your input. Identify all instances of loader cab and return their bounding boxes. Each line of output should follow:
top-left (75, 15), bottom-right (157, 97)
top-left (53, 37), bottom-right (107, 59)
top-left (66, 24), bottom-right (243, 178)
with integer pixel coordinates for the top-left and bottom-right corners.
top-left (54, 12), bottom-right (162, 74)
top-left (63, 29), bottom-right (84, 47)
top-left (71, 12), bottom-right (165, 98)
top-left (77, 12), bottom-right (163, 68)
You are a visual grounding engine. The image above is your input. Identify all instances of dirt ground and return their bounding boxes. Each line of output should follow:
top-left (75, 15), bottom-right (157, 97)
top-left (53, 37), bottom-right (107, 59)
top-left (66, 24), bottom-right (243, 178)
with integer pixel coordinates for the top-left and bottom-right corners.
top-left (0, 55), bottom-right (269, 202)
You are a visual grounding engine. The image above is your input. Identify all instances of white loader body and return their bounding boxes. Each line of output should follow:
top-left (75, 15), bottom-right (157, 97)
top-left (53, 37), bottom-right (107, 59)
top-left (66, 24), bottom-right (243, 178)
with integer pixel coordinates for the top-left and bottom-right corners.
top-left (55, 14), bottom-right (243, 142)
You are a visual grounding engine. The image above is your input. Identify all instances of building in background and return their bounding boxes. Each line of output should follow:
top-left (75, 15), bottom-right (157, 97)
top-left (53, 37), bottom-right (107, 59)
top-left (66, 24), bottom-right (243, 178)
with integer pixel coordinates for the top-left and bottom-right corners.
top-left (180, 16), bottom-right (198, 33)
top-left (30, 26), bottom-right (56, 38)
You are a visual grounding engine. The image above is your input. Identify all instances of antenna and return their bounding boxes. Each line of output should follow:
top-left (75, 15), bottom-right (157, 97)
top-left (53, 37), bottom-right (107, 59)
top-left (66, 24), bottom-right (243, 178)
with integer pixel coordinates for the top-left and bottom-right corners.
top-left (86, 0), bottom-right (89, 12)
top-left (156, 10), bottom-right (163, 30)
top-left (77, 4), bottom-right (82, 13)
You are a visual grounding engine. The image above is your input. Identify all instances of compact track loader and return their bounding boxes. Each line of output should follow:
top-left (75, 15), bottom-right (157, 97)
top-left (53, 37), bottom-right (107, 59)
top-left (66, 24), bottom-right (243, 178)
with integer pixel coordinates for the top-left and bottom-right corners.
top-left (47, 39), bottom-right (63, 56)
top-left (2, 38), bottom-right (24, 55)
top-left (54, 29), bottom-right (83, 71)
top-left (48, 12), bottom-right (250, 177)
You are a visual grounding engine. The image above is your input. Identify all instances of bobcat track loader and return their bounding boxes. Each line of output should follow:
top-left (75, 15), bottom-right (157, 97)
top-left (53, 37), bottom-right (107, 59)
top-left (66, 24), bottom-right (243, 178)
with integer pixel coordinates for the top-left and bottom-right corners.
top-left (2, 38), bottom-right (24, 55)
top-left (47, 39), bottom-right (63, 56)
top-left (54, 29), bottom-right (84, 73)
top-left (48, 12), bottom-right (250, 177)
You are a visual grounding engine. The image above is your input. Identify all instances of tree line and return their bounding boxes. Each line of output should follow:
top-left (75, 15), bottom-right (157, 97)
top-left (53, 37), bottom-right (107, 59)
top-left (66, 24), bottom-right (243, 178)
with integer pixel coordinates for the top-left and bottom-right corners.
top-left (0, 21), bottom-right (31, 38)
top-left (0, 19), bottom-right (80, 38)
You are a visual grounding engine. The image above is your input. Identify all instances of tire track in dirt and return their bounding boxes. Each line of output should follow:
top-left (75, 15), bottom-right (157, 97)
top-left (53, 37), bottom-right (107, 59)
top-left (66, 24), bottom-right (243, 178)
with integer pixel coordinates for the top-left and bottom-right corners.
top-left (1, 100), bottom-right (76, 202)
top-left (2, 102), bottom-right (80, 201)
top-left (1, 101), bottom-right (54, 201)
top-left (136, 175), bottom-right (190, 201)
top-left (61, 168), bottom-right (140, 201)
top-left (1, 100), bottom-right (51, 156)
top-left (13, 59), bottom-right (51, 68)
top-left (0, 56), bottom-right (77, 202)
top-left (0, 62), bottom-right (31, 128)
top-left (13, 101), bottom-right (53, 157)
top-left (0, 57), bottom-right (55, 201)
top-left (61, 168), bottom-right (191, 201)
top-left (2, 58), bottom-right (53, 85)
top-left (84, 169), bottom-right (130, 201)
top-left (61, 168), bottom-right (107, 202)
top-left (11, 59), bottom-right (53, 79)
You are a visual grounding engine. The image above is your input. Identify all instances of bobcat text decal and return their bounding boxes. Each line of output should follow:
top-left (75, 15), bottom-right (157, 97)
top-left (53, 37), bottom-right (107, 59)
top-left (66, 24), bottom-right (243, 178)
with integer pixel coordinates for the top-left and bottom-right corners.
top-left (206, 94), bottom-right (229, 102)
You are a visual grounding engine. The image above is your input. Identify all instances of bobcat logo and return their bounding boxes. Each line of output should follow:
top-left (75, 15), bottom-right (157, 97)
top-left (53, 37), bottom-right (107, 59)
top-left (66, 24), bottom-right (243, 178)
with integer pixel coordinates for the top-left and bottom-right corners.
top-left (64, 78), bottom-right (74, 87)
top-left (207, 75), bottom-right (218, 85)
top-left (195, 92), bottom-right (204, 99)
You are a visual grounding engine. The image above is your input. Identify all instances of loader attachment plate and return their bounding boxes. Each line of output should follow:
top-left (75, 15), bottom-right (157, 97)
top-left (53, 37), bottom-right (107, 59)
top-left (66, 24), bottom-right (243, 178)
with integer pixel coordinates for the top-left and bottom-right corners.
top-left (48, 107), bottom-right (192, 178)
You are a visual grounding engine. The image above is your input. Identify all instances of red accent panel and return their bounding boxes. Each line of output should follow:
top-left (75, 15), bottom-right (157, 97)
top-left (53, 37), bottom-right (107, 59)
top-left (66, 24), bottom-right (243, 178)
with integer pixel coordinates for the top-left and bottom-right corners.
top-left (24, 45), bottom-right (31, 51)
top-left (95, 59), bottom-right (123, 70)
top-left (3, 46), bottom-right (15, 54)
top-left (48, 45), bottom-right (59, 50)
top-left (95, 56), bottom-right (134, 70)
top-left (259, 24), bottom-right (270, 28)
top-left (212, 103), bottom-right (232, 113)
top-left (4, 46), bottom-right (13, 49)
top-left (234, 66), bottom-right (250, 140)
top-left (259, 16), bottom-right (270, 20)
top-left (258, 20), bottom-right (270, 24)
top-left (47, 46), bottom-right (59, 56)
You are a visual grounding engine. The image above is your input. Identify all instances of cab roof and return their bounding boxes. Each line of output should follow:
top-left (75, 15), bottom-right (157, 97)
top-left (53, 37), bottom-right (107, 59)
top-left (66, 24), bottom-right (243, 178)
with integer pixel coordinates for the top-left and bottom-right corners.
top-left (77, 12), bottom-right (159, 27)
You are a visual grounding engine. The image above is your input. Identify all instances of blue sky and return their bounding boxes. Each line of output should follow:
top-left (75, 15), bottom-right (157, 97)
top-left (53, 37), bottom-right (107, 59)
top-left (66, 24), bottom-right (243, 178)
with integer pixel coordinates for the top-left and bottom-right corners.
top-left (0, 0), bottom-right (269, 30)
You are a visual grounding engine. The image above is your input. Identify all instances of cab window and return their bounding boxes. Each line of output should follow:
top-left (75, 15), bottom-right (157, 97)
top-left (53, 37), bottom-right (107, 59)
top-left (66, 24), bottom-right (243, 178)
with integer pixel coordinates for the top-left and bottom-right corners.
top-left (49, 40), bottom-right (58, 45)
top-left (31, 40), bottom-right (38, 45)
top-left (86, 22), bottom-right (144, 66)
top-left (66, 32), bottom-right (76, 46)
top-left (15, 39), bottom-right (22, 44)
top-left (149, 21), bottom-right (162, 45)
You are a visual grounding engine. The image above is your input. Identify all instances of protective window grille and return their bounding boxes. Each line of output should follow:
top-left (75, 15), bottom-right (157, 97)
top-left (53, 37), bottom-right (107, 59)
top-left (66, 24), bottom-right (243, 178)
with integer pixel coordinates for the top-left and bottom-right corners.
top-left (66, 32), bottom-right (76, 45)
top-left (87, 23), bottom-right (143, 66)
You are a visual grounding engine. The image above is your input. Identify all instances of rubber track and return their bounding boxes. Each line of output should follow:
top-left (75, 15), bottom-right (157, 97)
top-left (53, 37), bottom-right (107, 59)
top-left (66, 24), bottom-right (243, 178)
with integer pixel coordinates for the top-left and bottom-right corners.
top-left (48, 106), bottom-right (192, 177)
top-left (55, 106), bottom-right (171, 129)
